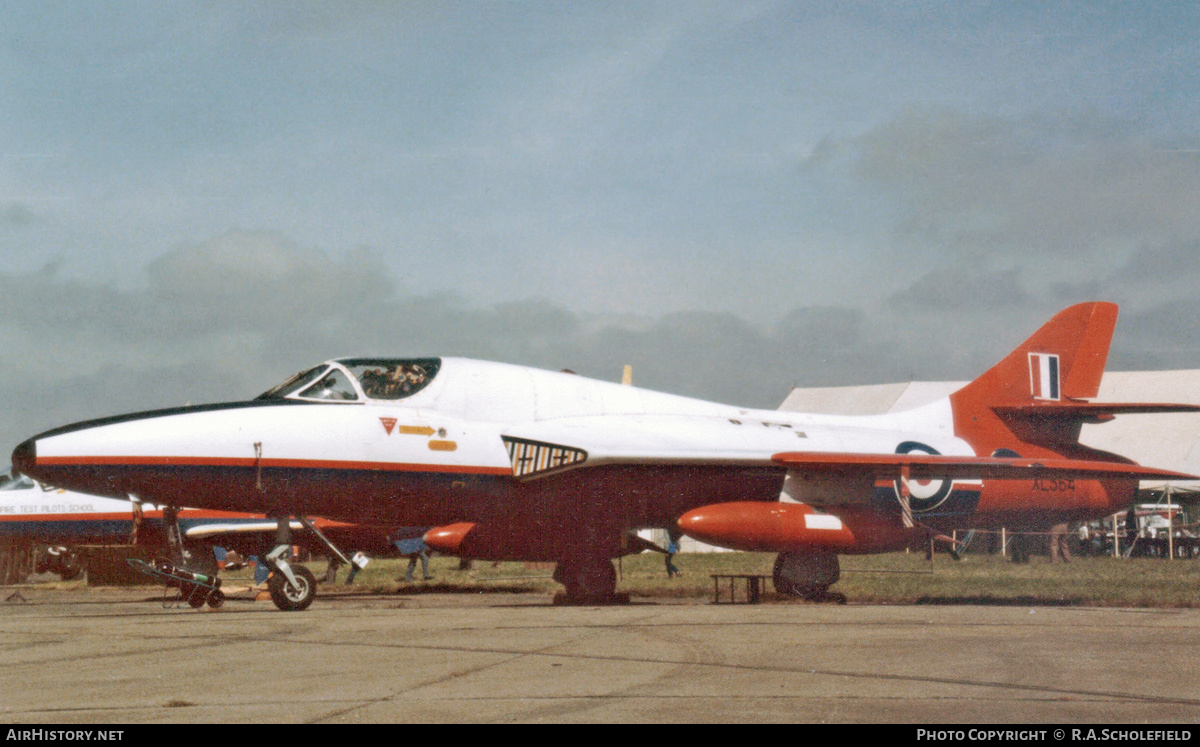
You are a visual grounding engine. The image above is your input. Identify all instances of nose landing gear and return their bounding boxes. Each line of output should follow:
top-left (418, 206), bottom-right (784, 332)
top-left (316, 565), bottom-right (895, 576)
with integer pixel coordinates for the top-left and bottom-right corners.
top-left (262, 539), bottom-right (317, 611)
top-left (266, 563), bottom-right (317, 611)
top-left (261, 515), bottom-right (357, 611)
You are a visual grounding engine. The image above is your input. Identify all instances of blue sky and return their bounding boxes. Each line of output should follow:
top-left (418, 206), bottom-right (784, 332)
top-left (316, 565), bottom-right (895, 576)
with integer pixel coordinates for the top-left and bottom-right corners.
top-left (2, 2), bottom-right (1199, 449)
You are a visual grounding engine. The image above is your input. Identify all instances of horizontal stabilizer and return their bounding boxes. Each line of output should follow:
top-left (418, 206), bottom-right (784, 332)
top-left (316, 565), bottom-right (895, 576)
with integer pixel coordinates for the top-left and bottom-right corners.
top-left (992, 401), bottom-right (1200, 424)
top-left (772, 451), bottom-right (1197, 482)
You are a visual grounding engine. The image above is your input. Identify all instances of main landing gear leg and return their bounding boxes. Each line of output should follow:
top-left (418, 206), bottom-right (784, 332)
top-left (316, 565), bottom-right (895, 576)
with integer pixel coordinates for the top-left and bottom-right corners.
top-left (296, 516), bottom-right (364, 578)
top-left (263, 517), bottom-right (316, 611)
top-left (552, 554), bottom-right (629, 606)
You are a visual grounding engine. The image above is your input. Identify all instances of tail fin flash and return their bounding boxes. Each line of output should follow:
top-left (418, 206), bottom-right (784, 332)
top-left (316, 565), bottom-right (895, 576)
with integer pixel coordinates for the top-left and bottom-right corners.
top-left (949, 303), bottom-right (1119, 456)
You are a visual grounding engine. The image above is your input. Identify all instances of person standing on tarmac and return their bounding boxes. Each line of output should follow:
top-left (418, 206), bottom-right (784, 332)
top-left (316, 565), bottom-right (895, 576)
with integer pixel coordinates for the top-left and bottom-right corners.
top-left (665, 530), bottom-right (682, 578)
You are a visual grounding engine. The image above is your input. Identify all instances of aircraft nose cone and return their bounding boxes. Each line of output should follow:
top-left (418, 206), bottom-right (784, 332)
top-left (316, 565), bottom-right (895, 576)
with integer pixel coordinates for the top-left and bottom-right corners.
top-left (423, 523), bottom-right (476, 556)
top-left (677, 504), bottom-right (749, 548)
top-left (11, 438), bottom-right (36, 478)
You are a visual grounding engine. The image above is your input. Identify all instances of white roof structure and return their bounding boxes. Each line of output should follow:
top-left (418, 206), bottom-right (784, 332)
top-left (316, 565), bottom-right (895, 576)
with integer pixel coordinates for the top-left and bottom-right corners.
top-left (777, 371), bottom-right (1200, 494)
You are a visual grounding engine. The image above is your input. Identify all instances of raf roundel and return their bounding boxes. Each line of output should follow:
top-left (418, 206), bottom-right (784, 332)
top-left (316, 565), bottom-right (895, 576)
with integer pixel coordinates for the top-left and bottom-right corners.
top-left (893, 441), bottom-right (953, 512)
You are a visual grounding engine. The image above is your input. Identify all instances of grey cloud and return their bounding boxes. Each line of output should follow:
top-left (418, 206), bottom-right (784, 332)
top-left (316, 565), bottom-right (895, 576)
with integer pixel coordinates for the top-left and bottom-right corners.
top-left (0, 238), bottom-right (900, 452)
top-left (1109, 302), bottom-right (1200, 371)
top-left (773, 306), bottom-right (911, 388)
top-left (887, 268), bottom-right (1031, 311)
top-left (145, 231), bottom-right (395, 339)
top-left (1051, 238), bottom-right (1200, 310)
top-left (1, 203), bottom-right (37, 227)
top-left (578, 311), bottom-right (780, 406)
top-left (848, 111), bottom-right (1200, 262)
top-left (831, 111), bottom-right (1200, 373)
top-left (0, 270), bottom-right (139, 342)
top-left (6, 232), bottom-right (1200, 463)
top-left (1107, 239), bottom-right (1200, 286)
top-left (778, 306), bottom-right (864, 353)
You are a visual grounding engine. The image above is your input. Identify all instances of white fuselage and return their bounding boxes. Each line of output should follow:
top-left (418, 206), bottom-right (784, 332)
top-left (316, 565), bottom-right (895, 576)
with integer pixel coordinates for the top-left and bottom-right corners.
top-left (15, 358), bottom-right (975, 557)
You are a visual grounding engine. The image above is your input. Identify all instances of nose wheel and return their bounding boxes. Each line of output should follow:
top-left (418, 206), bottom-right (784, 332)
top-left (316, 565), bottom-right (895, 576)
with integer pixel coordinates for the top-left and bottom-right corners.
top-left (267, 564), bottom-right (316, 611)
top-left (261, 515), bottom-right (357, 611)
top-left (262, 517), bottom-right (318, 611)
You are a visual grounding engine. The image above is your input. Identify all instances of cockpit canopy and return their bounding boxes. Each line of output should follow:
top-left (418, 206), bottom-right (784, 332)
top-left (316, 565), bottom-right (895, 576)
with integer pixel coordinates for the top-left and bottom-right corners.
top-left (256, 358), bottom-right (441, 403)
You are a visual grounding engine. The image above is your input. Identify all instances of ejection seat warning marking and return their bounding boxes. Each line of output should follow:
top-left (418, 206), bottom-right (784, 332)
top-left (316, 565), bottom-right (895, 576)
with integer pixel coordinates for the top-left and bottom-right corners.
top-left (379, 419), bottom-right (437, 437)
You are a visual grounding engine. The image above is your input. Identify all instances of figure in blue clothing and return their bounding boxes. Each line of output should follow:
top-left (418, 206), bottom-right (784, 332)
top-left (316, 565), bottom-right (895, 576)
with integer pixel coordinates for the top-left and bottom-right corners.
top-left (253, 555), bottom-right (269, 584)
top-left (395, 535), bottom-right (433, 581)
top-left (665, 530), bottom-right (682, 578)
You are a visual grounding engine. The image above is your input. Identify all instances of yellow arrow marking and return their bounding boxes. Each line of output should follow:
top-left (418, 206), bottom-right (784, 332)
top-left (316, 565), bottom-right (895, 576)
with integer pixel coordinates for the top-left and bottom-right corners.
top-left (398, 425), bottom-right (436, 436)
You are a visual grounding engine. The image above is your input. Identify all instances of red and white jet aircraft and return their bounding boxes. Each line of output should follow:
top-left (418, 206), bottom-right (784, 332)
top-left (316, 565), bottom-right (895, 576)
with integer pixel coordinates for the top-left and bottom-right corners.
top-left (0, 469), bottom-right (395, 598)
top-left (11, 302), bottom-right (1197, 607)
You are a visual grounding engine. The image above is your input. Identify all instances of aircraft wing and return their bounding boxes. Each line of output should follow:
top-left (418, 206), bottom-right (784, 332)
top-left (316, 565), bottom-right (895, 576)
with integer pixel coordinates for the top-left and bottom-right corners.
top-left (184, 521), bottom-right (302, 540)
top-left (501, 414), bottom-right (1199, 482)
top-left (183, 519), bottom-right (399, 556)
top-left (771, 452), bottom-right (1198, 482)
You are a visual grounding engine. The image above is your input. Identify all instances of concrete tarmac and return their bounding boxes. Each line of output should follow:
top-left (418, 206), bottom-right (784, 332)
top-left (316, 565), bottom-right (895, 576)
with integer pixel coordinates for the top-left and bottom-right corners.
top-left (1, 587), bottom-right (1198, 724)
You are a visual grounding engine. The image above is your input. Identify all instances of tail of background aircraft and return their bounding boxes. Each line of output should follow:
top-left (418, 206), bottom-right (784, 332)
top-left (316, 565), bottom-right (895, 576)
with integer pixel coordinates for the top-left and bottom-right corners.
top-left (948, 301), bottom-right (1138, 460)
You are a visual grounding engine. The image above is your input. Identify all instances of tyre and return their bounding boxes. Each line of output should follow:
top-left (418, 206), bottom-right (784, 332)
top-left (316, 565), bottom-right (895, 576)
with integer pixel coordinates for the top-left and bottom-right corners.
top-left (554, 556), bottom-right (617, 603)
top-left (268, 565), bottom-right (317, 611)
top-left (772, 550), bottom-right (840, 599)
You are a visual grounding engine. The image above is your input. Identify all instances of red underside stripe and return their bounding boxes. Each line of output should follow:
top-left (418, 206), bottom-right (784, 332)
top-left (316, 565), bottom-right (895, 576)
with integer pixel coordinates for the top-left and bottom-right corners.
top-left (0, 512), bottom-right (135, 522)
top-left (0, 509), bottom-right (279, 522)
top-left (35, 455), bottom-right (511, 477)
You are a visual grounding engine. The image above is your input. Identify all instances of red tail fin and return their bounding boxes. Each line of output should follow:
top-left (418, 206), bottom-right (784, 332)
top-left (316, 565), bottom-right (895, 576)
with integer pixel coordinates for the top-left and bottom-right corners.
top-left (949, 302), bottom-right (1118, 457)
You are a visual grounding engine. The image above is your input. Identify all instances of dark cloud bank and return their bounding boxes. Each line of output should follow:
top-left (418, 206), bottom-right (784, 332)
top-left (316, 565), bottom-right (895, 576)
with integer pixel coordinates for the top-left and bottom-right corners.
top-left (3, 227), bottom-right (1197, 456)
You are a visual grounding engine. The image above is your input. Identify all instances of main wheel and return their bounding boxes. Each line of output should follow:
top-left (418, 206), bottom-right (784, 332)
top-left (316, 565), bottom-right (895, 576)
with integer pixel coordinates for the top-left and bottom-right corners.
top-left (773, 550), bottom-right (840, 599)
top-left (268, 565), bottom-right (317, 611)
top-left (553, 556), bottom-right (617, 603)
top-left (206, 589), bottom-right (225, 609)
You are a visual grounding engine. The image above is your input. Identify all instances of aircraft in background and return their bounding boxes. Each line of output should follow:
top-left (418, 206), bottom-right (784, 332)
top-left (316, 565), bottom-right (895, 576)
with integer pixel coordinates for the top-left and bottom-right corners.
top-left (12, 302), bottom-right (1198, 608)
top-left (0, 469), bottom-right (394, 588)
